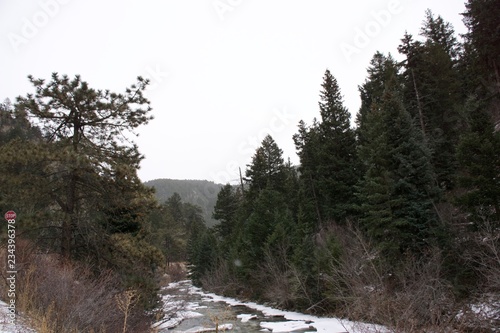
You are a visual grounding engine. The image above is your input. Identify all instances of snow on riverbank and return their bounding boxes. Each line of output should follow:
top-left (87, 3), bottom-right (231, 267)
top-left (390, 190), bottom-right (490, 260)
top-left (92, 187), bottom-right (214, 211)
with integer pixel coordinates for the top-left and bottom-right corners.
top-left (156, 280), bottom-right (387, 333)
top-left (0, 300), bottom-right (36, 333)
top-left (190, 283), bottom-right (387, 333)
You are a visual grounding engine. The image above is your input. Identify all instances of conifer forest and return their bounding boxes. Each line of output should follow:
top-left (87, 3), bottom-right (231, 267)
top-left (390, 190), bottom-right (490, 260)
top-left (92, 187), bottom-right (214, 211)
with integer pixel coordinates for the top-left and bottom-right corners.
top-left (0, 1), bottom-right (499, 332)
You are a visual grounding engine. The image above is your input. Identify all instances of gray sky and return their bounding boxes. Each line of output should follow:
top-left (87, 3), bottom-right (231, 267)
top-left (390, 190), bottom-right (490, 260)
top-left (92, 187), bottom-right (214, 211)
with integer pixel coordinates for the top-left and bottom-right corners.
top-left (0, 0), bottom-right (467, 184)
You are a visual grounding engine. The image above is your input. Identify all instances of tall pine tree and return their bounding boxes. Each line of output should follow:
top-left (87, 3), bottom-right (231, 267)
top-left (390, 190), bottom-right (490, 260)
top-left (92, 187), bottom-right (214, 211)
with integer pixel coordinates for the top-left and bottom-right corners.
top-left (357, 76), bottom-right (440, 257)
top-left (294, 70), bottom-right (359, 225)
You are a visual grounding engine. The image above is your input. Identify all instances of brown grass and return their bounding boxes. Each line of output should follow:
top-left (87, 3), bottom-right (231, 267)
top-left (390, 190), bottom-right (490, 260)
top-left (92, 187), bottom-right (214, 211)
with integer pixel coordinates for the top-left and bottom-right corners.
top-left (321, 222), bottom-right (460, 332)
top-left (0, 239), bottom-right (153, 333)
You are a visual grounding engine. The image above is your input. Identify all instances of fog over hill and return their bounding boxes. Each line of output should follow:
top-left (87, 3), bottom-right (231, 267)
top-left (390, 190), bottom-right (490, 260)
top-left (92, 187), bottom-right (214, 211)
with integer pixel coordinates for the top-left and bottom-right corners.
top-left (144, 178), bottom-right (223, 227)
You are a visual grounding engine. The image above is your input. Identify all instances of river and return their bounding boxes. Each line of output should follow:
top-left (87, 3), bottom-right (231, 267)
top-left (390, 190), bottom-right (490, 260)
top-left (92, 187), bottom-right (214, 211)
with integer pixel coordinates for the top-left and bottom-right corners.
top-left (152, 280), bottom-right (385, 333)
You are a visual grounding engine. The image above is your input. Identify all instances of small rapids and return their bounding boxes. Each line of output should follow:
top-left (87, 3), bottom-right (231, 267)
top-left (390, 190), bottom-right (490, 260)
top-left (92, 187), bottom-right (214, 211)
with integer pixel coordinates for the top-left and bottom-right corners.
top-left (152, 280), bottom-right (384, 333)
top-left (153, 280), bottom-right (316, 332)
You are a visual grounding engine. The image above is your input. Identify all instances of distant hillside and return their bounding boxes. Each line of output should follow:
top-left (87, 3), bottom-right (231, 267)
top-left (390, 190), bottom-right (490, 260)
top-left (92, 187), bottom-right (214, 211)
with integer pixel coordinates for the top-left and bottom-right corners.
top-left (144, 178), bottom-right (223, 227)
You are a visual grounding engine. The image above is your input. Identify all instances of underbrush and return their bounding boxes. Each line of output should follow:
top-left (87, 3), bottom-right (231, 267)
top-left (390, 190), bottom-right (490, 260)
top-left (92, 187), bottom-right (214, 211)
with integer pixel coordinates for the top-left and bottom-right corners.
top-left (164, 262), bottom-right (188, 283)
top-left (198, 222), bottom-right (500, 332)
top-left (0, 239), bottom-right (153, 333)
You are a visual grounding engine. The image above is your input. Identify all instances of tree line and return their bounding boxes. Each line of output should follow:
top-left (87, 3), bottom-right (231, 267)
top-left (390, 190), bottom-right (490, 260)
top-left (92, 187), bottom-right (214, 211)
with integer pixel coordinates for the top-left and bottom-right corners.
top-left (189, 2), bottom-right (500, 331)
top-left (0, 72), bottom-right (216, 331)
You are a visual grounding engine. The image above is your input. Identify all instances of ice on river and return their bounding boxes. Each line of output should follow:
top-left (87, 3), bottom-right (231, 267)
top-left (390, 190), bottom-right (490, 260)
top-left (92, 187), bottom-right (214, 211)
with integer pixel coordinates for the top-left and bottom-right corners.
top-left (154, 280), bottom-right (388, 333)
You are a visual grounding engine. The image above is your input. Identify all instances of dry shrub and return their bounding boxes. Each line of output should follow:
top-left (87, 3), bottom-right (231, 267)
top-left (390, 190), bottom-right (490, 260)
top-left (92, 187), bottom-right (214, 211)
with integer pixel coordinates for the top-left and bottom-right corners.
top-left (165, 262), bottom-right (187, 283)
top-left (455, 218), bottom-right (500, 332)
top-left (323, 223), bottom-right (458, 332)
top-left (1, 239), bottom-right (152, 333)
top-left (200, 260), bottom-right (241, 297)
top-left (462, 219), bottom-right (500, 294)
top-left (258, 246), bottom-right (295, 308)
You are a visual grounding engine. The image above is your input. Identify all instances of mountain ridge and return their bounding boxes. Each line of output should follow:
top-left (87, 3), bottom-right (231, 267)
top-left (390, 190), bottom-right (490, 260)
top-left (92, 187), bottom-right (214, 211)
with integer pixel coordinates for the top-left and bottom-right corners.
top-left (144, 178), bottom-right (223, 227)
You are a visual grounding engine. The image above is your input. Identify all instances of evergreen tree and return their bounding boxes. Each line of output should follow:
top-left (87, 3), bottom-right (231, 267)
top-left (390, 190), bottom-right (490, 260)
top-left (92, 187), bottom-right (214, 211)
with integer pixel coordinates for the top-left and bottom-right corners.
top-left (463, 0), bottom-right (500, 95)
top-left (317, 70), bottom-right (359, 222)
top-left (213, 184), bottom-right (241, 241)
top-left (457, 104), bottom-right (500, 224)
top-left (294, 70), bottom-right (359, 225)
top-left (166, 192), bottom-right (185, 224)
top-left (239, 136), bottom-right (290, 269)
top-left (293, 119), bottom-right (323, 225)
top-left (244, 134), bottom-right (286, 197)
top-left (356, 52), bottom-right (400, 150)
top-left (398, 13), bottom-right (464, 189)
top-left (240, 188), bottom-right (289, 272)
top-left (357, 78), bottom-right (440, 257)
top-left (0, 99), bottom-right (42, 144)
top-left (188, 228), bottom-right (217, 286)
top-left (13, 73), bottom-right (153, 259)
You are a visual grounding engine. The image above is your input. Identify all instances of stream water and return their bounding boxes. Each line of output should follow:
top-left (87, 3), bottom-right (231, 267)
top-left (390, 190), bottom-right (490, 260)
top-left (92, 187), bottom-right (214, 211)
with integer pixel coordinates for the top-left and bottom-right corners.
top-left (154, 280), bottom-right (320, 333)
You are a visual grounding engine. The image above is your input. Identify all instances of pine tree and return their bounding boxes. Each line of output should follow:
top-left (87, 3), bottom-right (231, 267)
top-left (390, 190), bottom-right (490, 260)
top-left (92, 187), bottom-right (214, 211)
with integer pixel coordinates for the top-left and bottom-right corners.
top-left (293, 119), bottom-right (323, 225)
top-left (463, 0), bottom-right (500, 95)
top-left (241, 188), bottom-right (289, 271)
top-left (188, 228), bottom-right (217, 286)
top-left (357, 77), bottom-right (440, 257)
top-left (398, 13), bottom-right (464, 189)
top-left (213, 184), bottom-right (241, 242)
top-left (457, 104), bottom-right (500, 224)
top-left (244, 134), bottom-right (286, 197)
top-left (356, 52), bottom-right (400, 150)
top-left (13, 73), bottom-right (153, 259)
top-left (317, 70), bottom-right (359, 222)
top-left (238, 136), bottom-right (295, 274)
top-left (295, 70), bottom-right (359, 224)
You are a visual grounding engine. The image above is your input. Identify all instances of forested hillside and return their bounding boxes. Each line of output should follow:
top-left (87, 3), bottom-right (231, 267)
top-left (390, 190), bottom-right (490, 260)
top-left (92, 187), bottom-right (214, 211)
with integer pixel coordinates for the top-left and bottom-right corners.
top-left (188, 3), bottom-right (500, 332)
top-left (0, 1), bottom-right (498, 332)
top-left (144, 178), bottom-right (222, 227)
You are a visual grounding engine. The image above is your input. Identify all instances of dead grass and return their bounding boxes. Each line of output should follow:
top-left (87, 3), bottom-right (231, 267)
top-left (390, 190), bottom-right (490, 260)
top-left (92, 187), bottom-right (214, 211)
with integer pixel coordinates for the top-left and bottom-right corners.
top-left (164, 262), bottom-right (188, 283)
top-left (0, 239), bottom-right (153, 333)
top-left (321, 222), bottom-right (461, 332)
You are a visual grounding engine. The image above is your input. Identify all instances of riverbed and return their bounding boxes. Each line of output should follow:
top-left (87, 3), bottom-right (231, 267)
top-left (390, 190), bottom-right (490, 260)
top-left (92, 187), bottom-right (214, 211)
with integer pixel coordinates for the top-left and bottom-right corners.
top-left (152, 280), bottom-right (386, 333)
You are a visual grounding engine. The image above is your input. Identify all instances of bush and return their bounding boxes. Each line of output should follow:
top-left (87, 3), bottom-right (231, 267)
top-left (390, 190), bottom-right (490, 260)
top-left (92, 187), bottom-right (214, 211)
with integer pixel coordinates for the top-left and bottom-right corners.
top-left (322, 223), bottom-right (458, 332)
top-left (0, 239), bottom-right (153, 333)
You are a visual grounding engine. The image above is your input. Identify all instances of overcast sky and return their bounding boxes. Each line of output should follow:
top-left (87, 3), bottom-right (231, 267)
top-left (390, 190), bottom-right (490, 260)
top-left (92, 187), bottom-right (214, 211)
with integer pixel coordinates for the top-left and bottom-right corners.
top-left (1, 0), bottom-right (467, 184)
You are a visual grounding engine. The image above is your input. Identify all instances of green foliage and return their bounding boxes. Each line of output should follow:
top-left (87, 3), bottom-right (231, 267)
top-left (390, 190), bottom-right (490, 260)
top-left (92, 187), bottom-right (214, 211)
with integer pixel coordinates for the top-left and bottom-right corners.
top-left (294, 70), bottom-right (359, 225)
top-left (212, 184), bottom-right (241, 243)
top-left (12, 73), bottom-right (153, 258)
top-left (147, 192), bottom-right (207, 264)
top-left (244, 135), bottom-right (287, 198)
top-left (1, 73), bottom-right (164, 312)
top-left (398, 12), bottom-right (464, 189)
top-left (463, 0), bottom-right (500, 94)
top-left (457, 104), bottom-right (500, 224)
top-left (356, 53), bottom-right (399, 135)
top-left (357, 77), bottom-right (440, 258)
top-left (188, 228), bottom-right (218, 286)
top-left (0, 99), bottom-right (42, 144)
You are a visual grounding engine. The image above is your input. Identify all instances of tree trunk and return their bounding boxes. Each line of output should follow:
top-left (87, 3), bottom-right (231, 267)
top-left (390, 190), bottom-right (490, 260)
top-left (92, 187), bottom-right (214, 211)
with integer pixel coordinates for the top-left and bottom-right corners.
top-left (61, 217), bottom-right (72, 260)
top-left (309, 173), bottom-right (322, 226)
top-left (61, 112), bottom-right (80, 260)
top-left (411, 69), bottom-right (427, 142)
top-left (61, 172), bottom-right (77, 260)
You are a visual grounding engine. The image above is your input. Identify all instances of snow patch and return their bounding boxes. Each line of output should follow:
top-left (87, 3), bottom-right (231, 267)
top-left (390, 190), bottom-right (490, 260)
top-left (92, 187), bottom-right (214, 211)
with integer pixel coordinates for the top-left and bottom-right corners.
top-left (172, 323), bottom-right (233, 332)
top-left (0, 300), bottom-right (36, 333)
top-left (260, 320), bottom-right (314, 332)
top-left (237, 313), bottom-right (258, 322)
